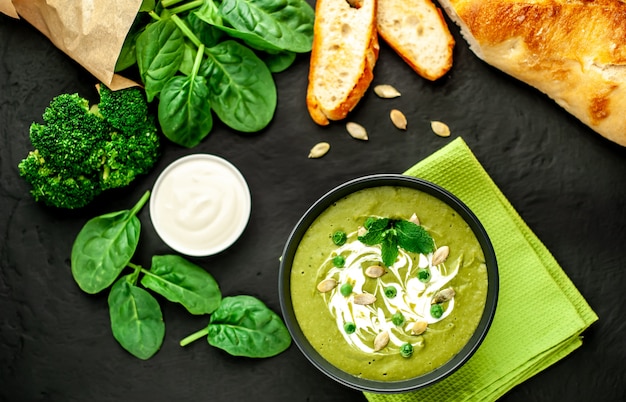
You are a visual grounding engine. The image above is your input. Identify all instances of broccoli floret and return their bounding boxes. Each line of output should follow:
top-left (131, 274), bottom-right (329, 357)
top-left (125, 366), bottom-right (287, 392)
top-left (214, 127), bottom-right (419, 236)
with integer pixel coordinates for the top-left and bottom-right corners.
top-left (29, 95), bottom-right (108, 177)
top-left (101, 119), bottom-right (160, 190)
top-left (97, 84), bottom-right (149, 135)
top-left (18, 150), bottom-right (101, 209)
top-left (18, 85), bottom-right (160, 209)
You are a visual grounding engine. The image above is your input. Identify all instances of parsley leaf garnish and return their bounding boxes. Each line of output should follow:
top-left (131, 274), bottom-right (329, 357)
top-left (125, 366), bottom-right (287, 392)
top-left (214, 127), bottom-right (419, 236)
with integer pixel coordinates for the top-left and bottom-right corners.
top-left (358, 217), bottom-right (435, 266)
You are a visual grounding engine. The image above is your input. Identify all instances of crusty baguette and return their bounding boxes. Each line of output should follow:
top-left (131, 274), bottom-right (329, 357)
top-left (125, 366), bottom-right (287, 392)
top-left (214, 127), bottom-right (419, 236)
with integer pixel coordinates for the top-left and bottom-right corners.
top-left (377, 0), bottom-right (455, 81)
top-left (438, 0), bottom-right (626, 146)
top-left (306, 0), bottom-right (379, 125)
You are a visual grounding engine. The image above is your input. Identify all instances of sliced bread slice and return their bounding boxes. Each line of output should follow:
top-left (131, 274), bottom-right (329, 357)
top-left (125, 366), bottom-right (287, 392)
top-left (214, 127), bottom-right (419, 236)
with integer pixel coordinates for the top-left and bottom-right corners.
top-left (377, 0), bottom-right (454, 81)
top-left (306, 0), bottom-right (379, 125)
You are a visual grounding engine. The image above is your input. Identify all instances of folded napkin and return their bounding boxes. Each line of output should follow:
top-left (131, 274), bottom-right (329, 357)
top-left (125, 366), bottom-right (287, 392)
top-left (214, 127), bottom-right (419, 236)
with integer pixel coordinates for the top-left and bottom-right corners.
top-left (365, 137), bottom-right (598, 402)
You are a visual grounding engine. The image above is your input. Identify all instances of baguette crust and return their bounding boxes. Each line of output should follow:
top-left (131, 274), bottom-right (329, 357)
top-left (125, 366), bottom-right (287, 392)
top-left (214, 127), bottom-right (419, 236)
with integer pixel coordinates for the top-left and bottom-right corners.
top-left (307, 0), bottom-right (379, 125)
top-left (377, 0), bottom-right (455, 81)
top-left (439, 0), bottom-right (626, 146)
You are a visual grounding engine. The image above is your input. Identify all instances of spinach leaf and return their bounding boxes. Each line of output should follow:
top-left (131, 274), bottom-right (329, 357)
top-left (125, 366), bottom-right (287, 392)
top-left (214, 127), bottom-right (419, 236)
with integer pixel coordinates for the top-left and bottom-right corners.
top-left (178, 42), bottom-right (197, 76)
top-left (136, 18), bottom-right (185, 102)
top-left (207, 295), bottom-right (292, 358)
top-left (261, 50), bottom-right (297, 73)
top-left (212, 24), bottom-right (282, 53)
top-left (70, 191), bottom-right (150, 294)
top-left (201, 40), bottom-right (276, 132)
top-left (115, 26), bottom-right (143, 72)
top-left (192, 0), bottom-right (223, 26)
top-left (188, 3), bottom-right (225, 47)
top-left (141, 255), bottom-right (222, 315)
top-left (139, 0), bottom-right (155, 12)
top-left (158, 75), bottom-right (213, 147)
top-left (218, 0), bottom-right (314, 53)
top-left (194, 0), bottom-right (281, 52)
top-left (108, 275), bottom-right (165, 360)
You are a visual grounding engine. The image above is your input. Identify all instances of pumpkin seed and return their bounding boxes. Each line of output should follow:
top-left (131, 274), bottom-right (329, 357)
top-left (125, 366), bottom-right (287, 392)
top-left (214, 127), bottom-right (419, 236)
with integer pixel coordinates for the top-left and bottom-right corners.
top-left (308, 142), bottom-right (330, 158)
top-left (411, 320), bottom-right (428, 335)
top-left (353, 293), bottom-right (377, 305)
top-left (432, 287), bottom-right (456, 304)
top-left (346, 122), bottom-right (368, 140)
top-left (432, 245), bottom-right (449, 266)
top-left (373, 331), bottom-right (390, 351)
top-left (390, 109), bottom-right (407, 130)
top-left (374, 84), bottom-right (401, 98)
top-left (431, 120), bottom-right (451, 137)
top-left (364, 265), bottom-right (385, 278)
top-left (316, 278), bottom-right (337, 293)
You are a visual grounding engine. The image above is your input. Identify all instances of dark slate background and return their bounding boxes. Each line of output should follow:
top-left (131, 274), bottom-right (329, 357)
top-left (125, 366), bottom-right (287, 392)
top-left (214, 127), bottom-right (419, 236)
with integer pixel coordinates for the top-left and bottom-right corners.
top-left (1, 5), bottom-right (625, 402)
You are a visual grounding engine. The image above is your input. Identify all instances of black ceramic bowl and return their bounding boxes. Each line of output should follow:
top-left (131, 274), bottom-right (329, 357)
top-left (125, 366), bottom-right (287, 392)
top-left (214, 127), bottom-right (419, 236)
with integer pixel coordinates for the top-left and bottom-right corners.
top-left (278, 174), bottom-right (498, 393)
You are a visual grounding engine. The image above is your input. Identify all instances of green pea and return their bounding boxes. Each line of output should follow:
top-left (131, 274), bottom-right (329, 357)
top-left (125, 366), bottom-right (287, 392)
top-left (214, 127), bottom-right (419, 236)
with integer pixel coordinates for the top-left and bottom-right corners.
top-left (344, 322), bottom-right (356, 334)
top-left (332, 255), bottom-right (346, 268)
top-left (417, 268), bottom-right (431, 283)
top-left (384, 286), bottom-right (397, 298)
top-left (340, 283), bottom-right (353, 297)
top-left (430, 303), bottom-right (444, 319)
top-left (400, 343), bottom-right (413, 358)
top-left (332, 231), bottom-right (347, 246)
top-left (391, 312), bottom-right (405, 326)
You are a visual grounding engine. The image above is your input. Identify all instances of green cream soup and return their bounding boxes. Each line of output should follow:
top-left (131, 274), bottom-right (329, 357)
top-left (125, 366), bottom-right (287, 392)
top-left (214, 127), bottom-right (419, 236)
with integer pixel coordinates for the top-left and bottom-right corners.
top-left (290, 186), bottom-right (489, 381)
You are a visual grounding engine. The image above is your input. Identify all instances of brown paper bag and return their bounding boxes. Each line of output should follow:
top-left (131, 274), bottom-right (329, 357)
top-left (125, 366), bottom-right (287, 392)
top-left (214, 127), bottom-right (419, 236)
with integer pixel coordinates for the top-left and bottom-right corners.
top-left (0, 0), bottom-right (18, 18)
top-left (1, 0), bottom-right (143, 90)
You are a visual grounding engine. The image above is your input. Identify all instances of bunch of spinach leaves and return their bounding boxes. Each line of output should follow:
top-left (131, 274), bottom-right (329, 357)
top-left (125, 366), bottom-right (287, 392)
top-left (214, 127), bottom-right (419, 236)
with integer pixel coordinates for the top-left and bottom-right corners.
top-left (70, 191), bottom-right (291, 360)
top-left (116, 0), bottom-right (315, 148)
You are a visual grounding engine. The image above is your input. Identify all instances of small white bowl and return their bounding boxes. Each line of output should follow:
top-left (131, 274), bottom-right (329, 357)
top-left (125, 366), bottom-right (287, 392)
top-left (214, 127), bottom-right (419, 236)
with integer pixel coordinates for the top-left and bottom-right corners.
top-left (150, 154), bottom-right (251, 257)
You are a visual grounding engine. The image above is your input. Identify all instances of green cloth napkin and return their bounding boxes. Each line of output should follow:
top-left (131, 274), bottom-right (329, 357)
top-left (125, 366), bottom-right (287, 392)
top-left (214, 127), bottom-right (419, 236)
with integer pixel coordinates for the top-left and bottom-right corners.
top-left (364, 137), bottom-right (598, 402)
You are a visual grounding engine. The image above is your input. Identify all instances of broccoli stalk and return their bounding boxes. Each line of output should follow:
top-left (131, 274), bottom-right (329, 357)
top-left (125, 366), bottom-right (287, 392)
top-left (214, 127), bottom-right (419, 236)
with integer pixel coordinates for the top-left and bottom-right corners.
top-left (18, 85), bottom-right (160, 209)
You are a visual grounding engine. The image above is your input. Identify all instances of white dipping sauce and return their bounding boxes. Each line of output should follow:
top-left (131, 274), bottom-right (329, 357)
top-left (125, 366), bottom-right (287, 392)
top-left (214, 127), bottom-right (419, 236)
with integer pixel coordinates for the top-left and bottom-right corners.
top-left (150, 154), bottom-right (251, 256)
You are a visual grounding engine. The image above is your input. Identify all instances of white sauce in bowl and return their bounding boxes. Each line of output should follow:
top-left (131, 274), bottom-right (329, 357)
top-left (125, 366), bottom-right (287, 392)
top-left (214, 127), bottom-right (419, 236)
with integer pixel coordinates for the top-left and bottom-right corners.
top-left (150, 154), bottom-right (251, 256)
top-left (322, 238), bottom-right (458, 354)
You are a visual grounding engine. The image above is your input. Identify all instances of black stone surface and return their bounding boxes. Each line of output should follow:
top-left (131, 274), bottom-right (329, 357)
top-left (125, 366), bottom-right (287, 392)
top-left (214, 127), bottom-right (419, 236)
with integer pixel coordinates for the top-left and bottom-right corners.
top-left (1, 9), bottom-right (625, 402)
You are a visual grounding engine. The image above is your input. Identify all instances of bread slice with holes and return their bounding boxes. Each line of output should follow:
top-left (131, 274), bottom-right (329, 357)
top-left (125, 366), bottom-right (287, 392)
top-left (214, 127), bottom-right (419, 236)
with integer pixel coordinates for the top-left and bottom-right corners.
top-left (437, 0), bottom-right (626, 146)
top-left (306, 0), bottom-right (379, 125)
top-left (377, 0), bottom-right (455, 81)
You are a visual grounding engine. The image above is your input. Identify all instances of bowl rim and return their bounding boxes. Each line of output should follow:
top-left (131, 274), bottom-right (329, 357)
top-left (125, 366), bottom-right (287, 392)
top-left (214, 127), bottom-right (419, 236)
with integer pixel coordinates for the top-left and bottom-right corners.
top-left (278, 174), bottom-right (499, 393)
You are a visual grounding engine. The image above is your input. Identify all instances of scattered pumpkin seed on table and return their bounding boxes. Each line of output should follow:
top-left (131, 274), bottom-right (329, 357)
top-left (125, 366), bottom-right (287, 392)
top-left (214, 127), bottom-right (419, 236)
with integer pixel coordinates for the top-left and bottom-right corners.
top-left (346, 122), bottom-right (368, 141)
top-left (373, 84), bottom-right (401, 98)
top-left (390, 109), bottom-right (408, 130)
top-left (431, 121), bottom-right (451, 137)
top-left (308, 142), bottom-right (330, 158)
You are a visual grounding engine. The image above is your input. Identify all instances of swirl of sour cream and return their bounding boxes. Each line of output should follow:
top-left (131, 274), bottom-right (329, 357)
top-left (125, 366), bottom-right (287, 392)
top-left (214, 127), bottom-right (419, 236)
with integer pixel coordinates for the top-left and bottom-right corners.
top-left (318, 234), bottom-right (459, 354)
